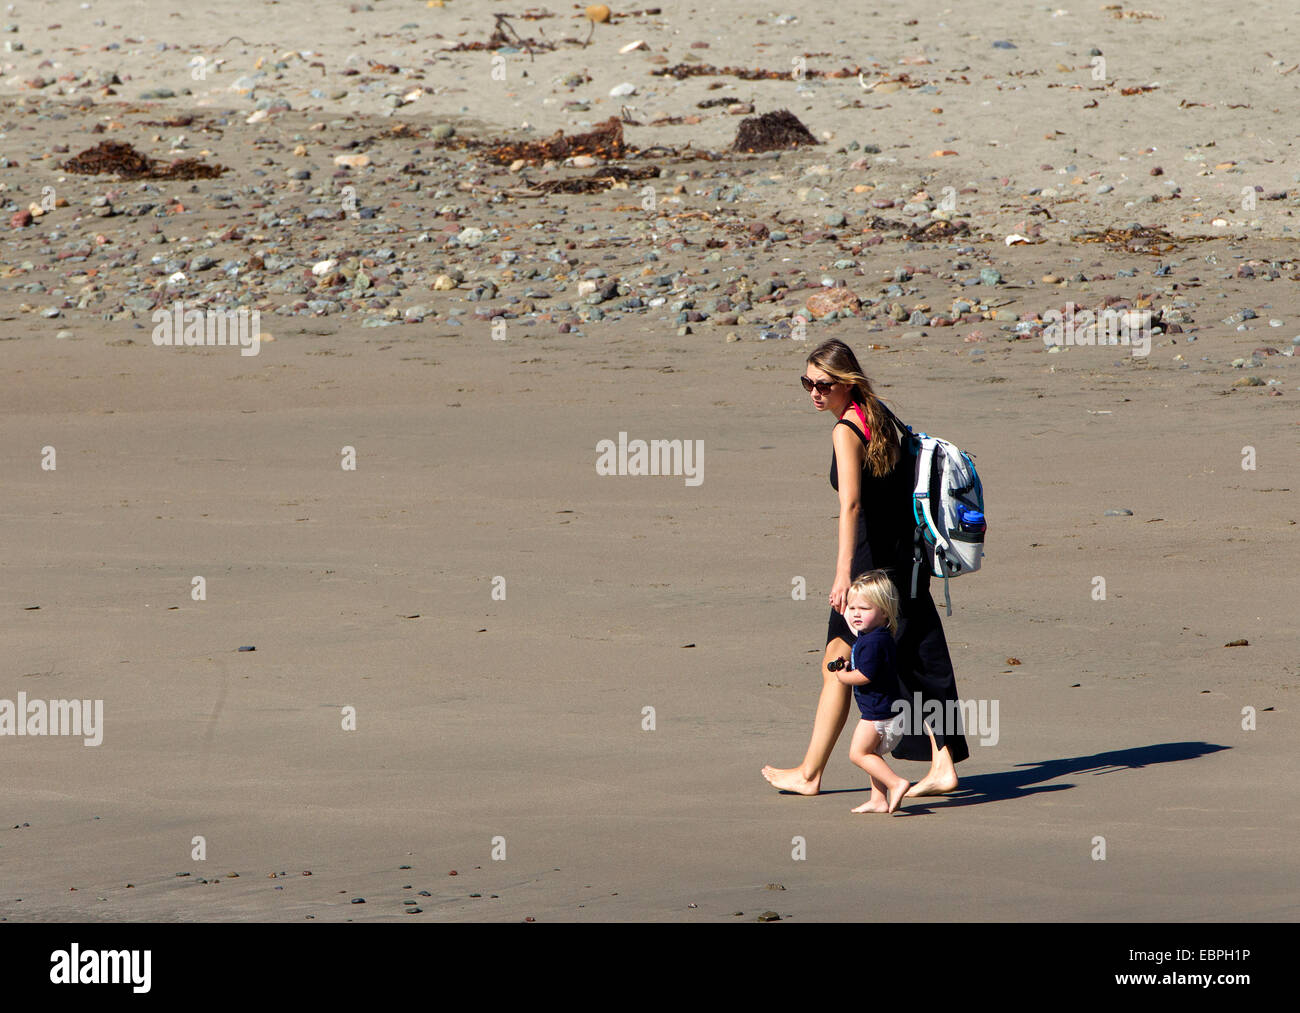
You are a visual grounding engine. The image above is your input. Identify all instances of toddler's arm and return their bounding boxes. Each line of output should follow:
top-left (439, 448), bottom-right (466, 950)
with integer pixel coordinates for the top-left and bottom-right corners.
top-left (833, 658), bottom-right (870, 687)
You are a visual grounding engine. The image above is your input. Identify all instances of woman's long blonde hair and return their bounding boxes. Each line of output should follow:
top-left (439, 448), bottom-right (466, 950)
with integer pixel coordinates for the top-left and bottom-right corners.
top-left (807, 339), bottom-right (900, 477)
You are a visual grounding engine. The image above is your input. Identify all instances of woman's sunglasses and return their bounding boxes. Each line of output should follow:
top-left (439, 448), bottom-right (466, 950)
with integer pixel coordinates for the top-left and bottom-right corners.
top-left (800, 376), bottom-right (838, 394)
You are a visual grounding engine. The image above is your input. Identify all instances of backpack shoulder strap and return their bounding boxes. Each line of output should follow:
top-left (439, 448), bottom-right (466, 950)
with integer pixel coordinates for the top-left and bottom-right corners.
top-left (877, 403), bottom-right (910, 437)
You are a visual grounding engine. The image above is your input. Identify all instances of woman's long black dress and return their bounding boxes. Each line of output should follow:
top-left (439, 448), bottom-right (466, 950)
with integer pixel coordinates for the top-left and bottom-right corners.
top-left (828, 411), bottom-right (970, 764)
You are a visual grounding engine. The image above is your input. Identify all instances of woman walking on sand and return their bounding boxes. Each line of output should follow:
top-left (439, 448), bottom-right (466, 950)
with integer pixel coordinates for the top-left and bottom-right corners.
top-left (762, 339), bottom-right (969, 796)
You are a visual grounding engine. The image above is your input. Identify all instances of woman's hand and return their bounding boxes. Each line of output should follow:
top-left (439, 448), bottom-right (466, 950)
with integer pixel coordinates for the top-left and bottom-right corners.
top-left (830, 571), bottom-right (852, 613)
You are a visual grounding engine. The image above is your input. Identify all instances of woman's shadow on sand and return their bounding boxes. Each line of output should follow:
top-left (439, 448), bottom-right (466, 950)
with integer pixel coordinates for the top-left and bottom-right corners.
top-left (892, 741), bottom-right (1230, 811)
top-left (803, 742), bottom-right (1230, 809)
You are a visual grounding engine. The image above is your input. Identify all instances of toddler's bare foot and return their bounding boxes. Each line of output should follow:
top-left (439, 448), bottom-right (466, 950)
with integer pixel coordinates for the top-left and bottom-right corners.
top-left (887, 780), bottom-right (911, 814)
top-left (905, 773), bottom-right (958, 797)
top-left (850, 796), bottom-right (888, 814)
top-left (761, 765), bottom-right (821, 795)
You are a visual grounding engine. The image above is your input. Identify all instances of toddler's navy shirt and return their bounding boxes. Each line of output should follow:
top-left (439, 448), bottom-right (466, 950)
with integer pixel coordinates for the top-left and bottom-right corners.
top-left (850, 627), bottom-right (901, 721)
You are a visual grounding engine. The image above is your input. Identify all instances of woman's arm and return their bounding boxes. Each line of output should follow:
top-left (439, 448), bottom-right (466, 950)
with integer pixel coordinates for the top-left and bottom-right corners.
top-left (830, 423), bottom-right (865, 613)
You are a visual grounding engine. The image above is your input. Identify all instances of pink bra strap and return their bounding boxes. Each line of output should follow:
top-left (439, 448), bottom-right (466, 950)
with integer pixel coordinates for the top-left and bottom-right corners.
top-left (843, 401), bottom-right (871, 441)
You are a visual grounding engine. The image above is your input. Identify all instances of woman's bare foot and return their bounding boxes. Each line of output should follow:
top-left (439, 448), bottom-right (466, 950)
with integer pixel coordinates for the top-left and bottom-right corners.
top-left (905, 773), bottom-right (958, 797)
top-left (906, 739), bottom-right (958, 797)
top-left (850, 795), bottom-right (887, 814)
top-left (887, 780), bottom-right (911, 814)
top-left (761, 765), bottom-right (821, 795)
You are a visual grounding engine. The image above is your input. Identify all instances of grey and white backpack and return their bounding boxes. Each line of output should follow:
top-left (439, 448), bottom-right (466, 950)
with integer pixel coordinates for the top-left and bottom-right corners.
top-left (886, 409), bottom-right (986, 615)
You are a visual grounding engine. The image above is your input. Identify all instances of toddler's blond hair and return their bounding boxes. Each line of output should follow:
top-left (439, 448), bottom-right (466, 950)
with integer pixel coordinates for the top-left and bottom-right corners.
top-left (847, 570), bottom-right (899, 636)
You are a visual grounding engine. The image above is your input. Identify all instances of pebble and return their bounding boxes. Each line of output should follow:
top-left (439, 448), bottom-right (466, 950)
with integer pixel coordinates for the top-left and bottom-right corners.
top-left (806, 288), bottom-right (861, 319)
top-left (0, 39), bottom-right (1285, 369)
top-left (1103, 509), bottom-right (1134, 517)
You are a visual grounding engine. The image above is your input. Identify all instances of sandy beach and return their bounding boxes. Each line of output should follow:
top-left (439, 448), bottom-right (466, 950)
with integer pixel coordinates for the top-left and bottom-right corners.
top-left (2, 0), bottom-right (1297, 922)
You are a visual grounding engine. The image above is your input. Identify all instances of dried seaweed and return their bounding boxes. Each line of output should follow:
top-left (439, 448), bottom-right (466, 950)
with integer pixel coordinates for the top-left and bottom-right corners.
top-left (485, 117), bottom-right (630, 165)
top-left (731, 110), bottom-right (817, 153)
top-left (446, 14), bottom-right (555, 57)
top-left (530, 163), bottom-right (659, 193)
top-left (61, 141), bottom-right (227, 180)
top-left (653, 63), bottom-right (866, 81)
top-left (908, 219), bottom-right (971, 240)
top-left (862, 215), bottom-right (973, 241)
top-left (354, 121), bottom-right (425, 151)
top-left (135, 115), bottom-right (196, 127)
top-left (861, 72), bottom-right (933, 90)
top-left (1071, 226), bottom-right (1214, 254)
